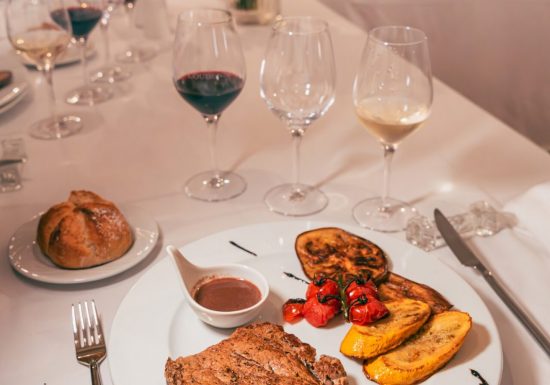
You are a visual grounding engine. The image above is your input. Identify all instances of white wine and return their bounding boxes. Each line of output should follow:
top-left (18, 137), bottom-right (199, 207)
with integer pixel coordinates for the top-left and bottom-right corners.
top-left (356, 97), bottom-right (430, 145)
top-left (11, 28), bottom-right (70, 67)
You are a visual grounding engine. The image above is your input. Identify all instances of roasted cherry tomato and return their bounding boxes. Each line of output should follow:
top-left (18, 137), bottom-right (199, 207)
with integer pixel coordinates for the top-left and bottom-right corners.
top-left (302, 295), bottom-right (341, 328)
top-left (305, 276), bottom-right (339, 300)
top-left (345, 279), bottom-right (378, 303)
top-left (348, 296), bottom-right (388, 325)
top-left (282, 298), bottom-right (306, 323)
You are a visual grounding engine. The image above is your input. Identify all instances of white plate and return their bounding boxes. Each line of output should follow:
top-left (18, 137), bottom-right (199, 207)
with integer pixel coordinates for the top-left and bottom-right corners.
top-left (21, 43), bottom-right (96, 68)
top-left (109, 221), bottom-right (503, 385)
top-left (7, 204), bottom-right (159, 284)
top-left (0, 79), bottom-right (28, 114)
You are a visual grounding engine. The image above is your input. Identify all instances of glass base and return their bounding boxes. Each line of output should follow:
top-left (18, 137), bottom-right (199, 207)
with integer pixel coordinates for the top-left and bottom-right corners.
top-left (264, 183), bottom-right (328, 216)
top-left (66, 84), bottom-right (113, 106)
top-left (184, 170), bottom-right (246, 202)
top-left (353, 197), bottom-right (417, 232)
top-left (91, 65), bottom-right (132, 83)
top-left (29, 115), bottom-right (83, 140)
top-left (115, 47), bottom-right (156, 64)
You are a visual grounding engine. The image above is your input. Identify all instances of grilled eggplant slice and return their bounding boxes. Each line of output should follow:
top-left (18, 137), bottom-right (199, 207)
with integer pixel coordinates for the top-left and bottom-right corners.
top-left (295, 227), bottom-right (388, 282)
top-left (364, 311), bottom-right (472, 385)
top-left (378, 272), bottom-right (452, 314)
top-left (340, 299), bottom-right (431, 359)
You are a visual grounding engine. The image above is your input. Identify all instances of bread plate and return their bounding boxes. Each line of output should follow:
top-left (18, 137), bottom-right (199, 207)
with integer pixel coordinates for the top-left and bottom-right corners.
top-left (21, 42), bottom-right (96, 69)
top-left (7, 204), bottom-right (158, 284)
top-left (0, 73), bottom-right (29, 115)
top-left (108, 221), bottom-right (503, 385)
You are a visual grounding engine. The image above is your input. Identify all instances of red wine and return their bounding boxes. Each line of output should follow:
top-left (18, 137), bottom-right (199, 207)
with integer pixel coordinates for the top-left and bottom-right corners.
top-left (175, 71), bottom-right (244, 116)
top-left (52, 6), bottom-right (102, 39)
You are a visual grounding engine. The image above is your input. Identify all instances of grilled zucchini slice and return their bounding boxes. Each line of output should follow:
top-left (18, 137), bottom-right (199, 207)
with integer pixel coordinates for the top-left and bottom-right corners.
top-left (340, 299), bottom-right (431, 359)
top-left (364, 310), bottom-right (472, 385)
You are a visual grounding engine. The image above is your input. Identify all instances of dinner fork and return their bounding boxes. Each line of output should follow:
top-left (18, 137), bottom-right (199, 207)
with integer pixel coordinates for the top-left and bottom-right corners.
top-left (72, 301), bottom-right (106, 385)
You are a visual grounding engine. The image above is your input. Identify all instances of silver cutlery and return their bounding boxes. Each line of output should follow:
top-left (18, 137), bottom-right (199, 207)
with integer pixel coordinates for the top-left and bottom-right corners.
top-left (434, 208), bottom-right (550, 357)
top-left (71, 301), bottom-right (107, 385)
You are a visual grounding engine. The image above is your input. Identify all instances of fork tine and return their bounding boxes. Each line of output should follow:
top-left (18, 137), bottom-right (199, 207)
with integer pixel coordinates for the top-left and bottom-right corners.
top-left (78, 302), bottom-right (88, 347)
top-left (84, 301), bottom-right (95, 346)
top-left (71, 304), bottom-right (80, 349)
top-left (91, 300), bottom-right (103, 344)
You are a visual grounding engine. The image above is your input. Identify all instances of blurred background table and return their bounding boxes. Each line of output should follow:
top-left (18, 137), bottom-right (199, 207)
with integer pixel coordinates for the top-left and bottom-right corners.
top-left (1, 0), bottom-right (549, 384)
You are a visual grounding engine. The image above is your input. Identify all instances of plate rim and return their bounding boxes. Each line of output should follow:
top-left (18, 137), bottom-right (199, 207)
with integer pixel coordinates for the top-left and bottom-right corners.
top-left (7, 203), bottom-right (159, 284)
top-left (0, 81), bottom-right (29, 113)
top-left (108, 220), bottom-right (503, 385)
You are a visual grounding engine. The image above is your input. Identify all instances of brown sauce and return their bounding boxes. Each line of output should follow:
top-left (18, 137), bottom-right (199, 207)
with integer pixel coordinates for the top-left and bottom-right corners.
top-left (194, 277), bottom-right (261, 312)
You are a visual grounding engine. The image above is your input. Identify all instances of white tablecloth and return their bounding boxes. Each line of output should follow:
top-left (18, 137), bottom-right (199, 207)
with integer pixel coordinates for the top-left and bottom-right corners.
top-left (1, 1), bottom-right (549, 384)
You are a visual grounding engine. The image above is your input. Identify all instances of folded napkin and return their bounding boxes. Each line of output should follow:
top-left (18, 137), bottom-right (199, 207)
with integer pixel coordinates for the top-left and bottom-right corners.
top-left (504, 182), bottom-right (550, 257)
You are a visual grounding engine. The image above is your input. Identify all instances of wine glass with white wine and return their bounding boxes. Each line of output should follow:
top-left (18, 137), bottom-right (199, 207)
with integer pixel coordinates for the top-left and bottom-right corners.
top-left (6, 0), bottom-right (83, 139)
top-left (353, 26), bottom-right (433, 232)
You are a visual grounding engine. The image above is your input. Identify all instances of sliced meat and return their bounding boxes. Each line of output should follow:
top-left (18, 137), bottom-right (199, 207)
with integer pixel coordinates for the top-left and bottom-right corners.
top-left (165, 323), bottom-right (348, 385)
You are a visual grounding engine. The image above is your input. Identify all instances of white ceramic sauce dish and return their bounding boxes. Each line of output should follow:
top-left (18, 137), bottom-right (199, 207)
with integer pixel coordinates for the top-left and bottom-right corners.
top-left (167, 245), bottom-right (269, 328)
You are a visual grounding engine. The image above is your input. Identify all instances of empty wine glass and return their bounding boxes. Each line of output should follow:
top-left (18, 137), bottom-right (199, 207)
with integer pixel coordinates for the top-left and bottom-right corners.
top-left (260, 17), bottom-right (336, 216)
top-left (353, 26), bottom-right (433, 232)
top-left (115, 0), bottom-right (156, 63)
top-left (6, 0), bottom-right (83, 139)
top-left (63, 0), bottom-right (113, 105)
top-left (91, 0), bottom-right (132, 83)
top-left (172, 9), bottom-right (247, 201)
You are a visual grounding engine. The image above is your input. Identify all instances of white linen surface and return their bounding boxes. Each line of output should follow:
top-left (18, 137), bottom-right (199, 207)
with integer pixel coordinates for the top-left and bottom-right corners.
top-left (505, 182), bottom-right (550, 260)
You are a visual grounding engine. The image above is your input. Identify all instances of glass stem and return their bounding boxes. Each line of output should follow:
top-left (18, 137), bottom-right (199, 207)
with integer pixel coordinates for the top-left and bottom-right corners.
top-left (126, 5), bottom-right (137, 49)
top-left (205, 114), bottom-right (220, 177)
top-left (79, 37), bottom-right (89, 87)
top-left (290, 126), bottom-right (304, 188)
top-left (101, 17), bottom-right (111, 65)
top-left (43, 61), bottom-right (60, 136)
top-left (381, 143), bottom-right (396, 207)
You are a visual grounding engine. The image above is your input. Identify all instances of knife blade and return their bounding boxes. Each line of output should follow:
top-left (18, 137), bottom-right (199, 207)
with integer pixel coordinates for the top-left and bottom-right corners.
top-left (434, 208), bottom-right (550, 357)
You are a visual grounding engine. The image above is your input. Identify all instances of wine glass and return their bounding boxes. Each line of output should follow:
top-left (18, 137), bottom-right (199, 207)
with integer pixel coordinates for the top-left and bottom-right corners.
top-left (352, 26), bottom-right (433, 232)
top-left (6, 0), bottom-right (83, 139)
top-left (260, 17), bottom-right (336, 216)
top-left (115, 0), bottom-right (156, 63)
top-left (91, 0), bottom-right (132, 83)
top-left (63, 0), bottom-right (113, 105)
top-left (172, 9), bottom-right (247, 201)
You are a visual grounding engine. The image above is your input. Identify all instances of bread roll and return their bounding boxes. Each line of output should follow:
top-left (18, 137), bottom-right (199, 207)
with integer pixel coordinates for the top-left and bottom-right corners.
top-left (37, 191), bottom-right (134, 269)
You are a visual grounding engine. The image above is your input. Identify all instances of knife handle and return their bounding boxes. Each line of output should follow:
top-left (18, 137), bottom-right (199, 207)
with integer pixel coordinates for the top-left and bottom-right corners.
top-left (481, 269), bottom-right (550, 356)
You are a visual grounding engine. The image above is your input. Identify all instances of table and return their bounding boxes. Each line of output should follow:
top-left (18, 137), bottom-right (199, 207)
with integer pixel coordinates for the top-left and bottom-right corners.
top-left (1, 0), bottom-right (549, 384)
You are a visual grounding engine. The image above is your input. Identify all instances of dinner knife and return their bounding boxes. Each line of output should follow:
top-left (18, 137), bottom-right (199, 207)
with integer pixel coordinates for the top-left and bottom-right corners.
top-left (434, 208), bottom-right (550, 357)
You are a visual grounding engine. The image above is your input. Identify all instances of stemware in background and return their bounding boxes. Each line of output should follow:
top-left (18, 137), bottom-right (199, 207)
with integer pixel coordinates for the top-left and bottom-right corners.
top-left (352, 26), bottom-right (433, 232)
top-left (91, 0), bottom-right (132, 83)
top-left (6, 0), bottom-right (83, 139)
top-left (260, 17), bottom-right (336, 216)
top-left (115, 0), bottom-right (156, 63)
top-left (172, 8), bottom-right (247, 201)
top-left (61, 0), bottom-right (113, 105)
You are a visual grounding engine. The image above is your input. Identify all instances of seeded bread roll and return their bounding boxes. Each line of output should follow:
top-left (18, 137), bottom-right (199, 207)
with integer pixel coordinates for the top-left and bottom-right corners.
top-left (37, 191), bottom-right (133, 269)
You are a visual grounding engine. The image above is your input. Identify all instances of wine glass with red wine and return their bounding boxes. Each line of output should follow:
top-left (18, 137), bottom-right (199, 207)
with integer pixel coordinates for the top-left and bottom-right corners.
top-left (172, 8), bottom-right (247, 201)
top-left (58, 0), bottom-right (113, 105)
top-left (6, 0), bottom-right (82, 140)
